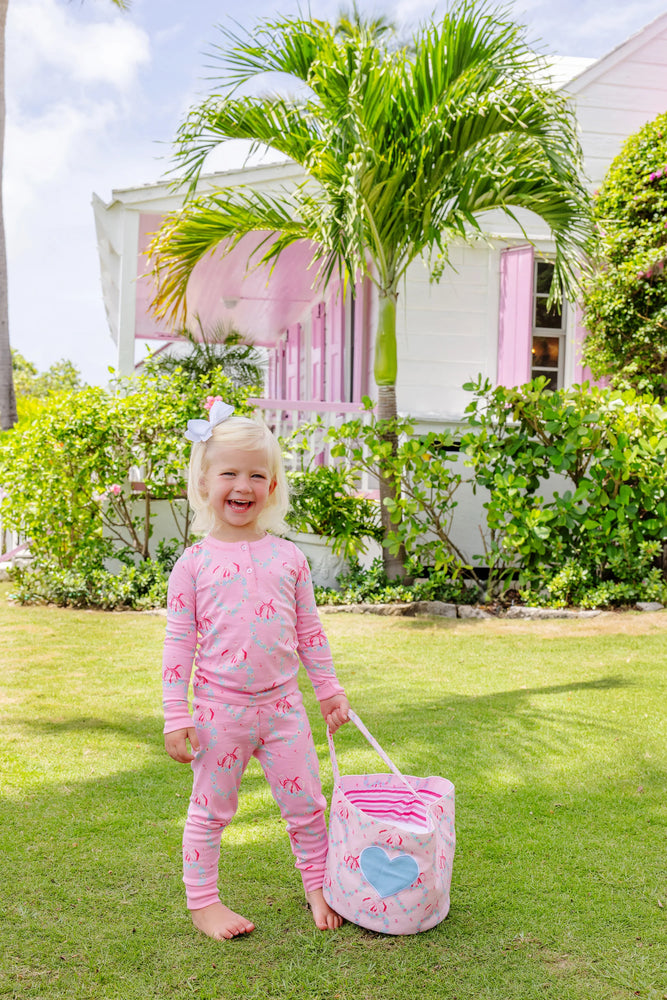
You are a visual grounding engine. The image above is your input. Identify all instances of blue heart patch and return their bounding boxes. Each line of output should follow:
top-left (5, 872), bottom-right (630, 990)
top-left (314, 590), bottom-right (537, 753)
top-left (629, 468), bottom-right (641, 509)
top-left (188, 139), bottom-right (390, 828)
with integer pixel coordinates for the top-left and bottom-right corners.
top-left (360, 846), bottom-right (419, 898)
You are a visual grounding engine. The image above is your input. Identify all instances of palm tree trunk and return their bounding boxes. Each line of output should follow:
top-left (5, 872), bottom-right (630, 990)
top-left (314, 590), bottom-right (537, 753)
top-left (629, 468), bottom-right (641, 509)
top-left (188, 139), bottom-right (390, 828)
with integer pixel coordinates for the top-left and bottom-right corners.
top-left (0, 0), bottom-right (17, 431)
top-left (376, 382), bottom-right (409, 579)
top-left (374, 290), bottom-right (408, 580)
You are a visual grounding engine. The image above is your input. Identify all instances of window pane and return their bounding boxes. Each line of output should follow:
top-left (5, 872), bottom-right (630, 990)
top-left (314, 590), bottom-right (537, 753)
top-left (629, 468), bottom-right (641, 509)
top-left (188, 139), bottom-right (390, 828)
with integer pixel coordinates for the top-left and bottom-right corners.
top-left (532, 336), bottom-right (560, 368)
top-left (530, 370), bottom-right (558, 390)
top-left (534, 297), bottom-right (562, 329)
top-left (536, 262), bottom-right (554, 294)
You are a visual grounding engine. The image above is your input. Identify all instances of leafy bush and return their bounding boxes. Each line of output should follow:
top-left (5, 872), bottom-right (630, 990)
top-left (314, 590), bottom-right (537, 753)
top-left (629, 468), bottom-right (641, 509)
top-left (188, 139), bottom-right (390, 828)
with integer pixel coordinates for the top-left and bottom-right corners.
top-left (9, 557), bottom-right (170, 610)
top-left (522, 541), bottom-right (667, 610)
top-left (582, 110), bottom-right (667, 396)
top-left (314, 558), bottom-right (474, 606)
top-left (285, 465), bottom-right (382, 559)
top-left (0, 369), bottom-right (255, 584)
top-left (321, 404), bottom-right (471, 579)
top-left (462, 377), bottom-right (667, 597)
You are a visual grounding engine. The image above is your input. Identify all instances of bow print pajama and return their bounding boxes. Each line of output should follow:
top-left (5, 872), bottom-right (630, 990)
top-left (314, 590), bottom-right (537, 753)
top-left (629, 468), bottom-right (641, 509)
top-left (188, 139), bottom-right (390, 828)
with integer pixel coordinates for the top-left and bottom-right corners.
top-left (162, 534), bottom-right (345, 909)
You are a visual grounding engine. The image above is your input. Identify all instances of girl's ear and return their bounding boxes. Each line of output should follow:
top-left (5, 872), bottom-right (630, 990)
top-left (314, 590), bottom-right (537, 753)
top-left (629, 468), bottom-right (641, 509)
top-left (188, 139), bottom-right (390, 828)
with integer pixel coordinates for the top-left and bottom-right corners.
top-left (269, 478), bottom-right (277, 495)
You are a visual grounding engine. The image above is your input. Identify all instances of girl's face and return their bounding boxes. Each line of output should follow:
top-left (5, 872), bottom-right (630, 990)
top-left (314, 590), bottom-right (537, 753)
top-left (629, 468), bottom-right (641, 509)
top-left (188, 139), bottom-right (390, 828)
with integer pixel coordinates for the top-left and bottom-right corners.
top-left (202, 442), bottom-right (276, 541)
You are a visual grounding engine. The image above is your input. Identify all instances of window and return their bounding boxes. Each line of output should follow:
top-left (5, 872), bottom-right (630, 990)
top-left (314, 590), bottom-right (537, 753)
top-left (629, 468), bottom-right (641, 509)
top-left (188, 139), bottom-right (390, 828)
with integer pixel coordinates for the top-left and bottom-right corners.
top-left (531, 261), bottom-right (565, 389)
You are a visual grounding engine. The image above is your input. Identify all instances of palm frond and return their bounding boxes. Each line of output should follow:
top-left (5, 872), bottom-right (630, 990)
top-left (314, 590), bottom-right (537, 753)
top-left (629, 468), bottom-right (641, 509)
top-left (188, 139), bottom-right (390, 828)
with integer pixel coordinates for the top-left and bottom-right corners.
top-left (154, 3), bottom-right (593, 315)
top-left (173, 94), bottom-right (320, 190)
top-left (149, 188), bottom-right (319, 324)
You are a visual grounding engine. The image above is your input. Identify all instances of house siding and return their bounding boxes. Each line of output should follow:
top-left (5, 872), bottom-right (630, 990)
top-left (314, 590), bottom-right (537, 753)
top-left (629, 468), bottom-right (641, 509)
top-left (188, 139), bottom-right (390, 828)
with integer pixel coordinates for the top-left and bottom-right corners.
top-left (394, 246), bottom-right (495, 418)
top-left (566, 21), bottom-right (667, 186)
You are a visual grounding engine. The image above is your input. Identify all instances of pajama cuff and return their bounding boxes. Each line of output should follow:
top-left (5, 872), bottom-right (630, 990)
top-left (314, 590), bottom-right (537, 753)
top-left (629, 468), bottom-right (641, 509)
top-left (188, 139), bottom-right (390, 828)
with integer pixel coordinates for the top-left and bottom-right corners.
top-left (184, 880), bottom-right (221, 910)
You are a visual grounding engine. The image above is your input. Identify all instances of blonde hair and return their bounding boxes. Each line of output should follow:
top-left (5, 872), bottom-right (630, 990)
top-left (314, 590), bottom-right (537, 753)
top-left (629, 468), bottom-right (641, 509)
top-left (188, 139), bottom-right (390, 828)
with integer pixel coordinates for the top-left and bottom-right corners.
top-left (187, 415), bottom-right (289, 537)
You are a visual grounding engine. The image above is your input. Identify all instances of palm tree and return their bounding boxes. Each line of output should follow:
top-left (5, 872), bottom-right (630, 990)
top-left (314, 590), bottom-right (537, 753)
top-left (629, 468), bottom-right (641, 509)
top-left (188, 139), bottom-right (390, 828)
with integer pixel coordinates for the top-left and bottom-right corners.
top-left (142, 322), bottom-right (265, 389)
top-left (149, 2), bottom-right (593, 576)
top-left (0, 0), bottom-right (130, 432)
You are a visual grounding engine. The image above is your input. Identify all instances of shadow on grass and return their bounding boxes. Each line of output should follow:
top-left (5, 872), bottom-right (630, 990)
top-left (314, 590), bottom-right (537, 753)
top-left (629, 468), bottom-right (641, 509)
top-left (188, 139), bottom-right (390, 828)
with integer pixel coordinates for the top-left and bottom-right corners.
top-left (461, 674), bottom-right (630, 700)
top-left (24, 713), bottom-right (161, 740)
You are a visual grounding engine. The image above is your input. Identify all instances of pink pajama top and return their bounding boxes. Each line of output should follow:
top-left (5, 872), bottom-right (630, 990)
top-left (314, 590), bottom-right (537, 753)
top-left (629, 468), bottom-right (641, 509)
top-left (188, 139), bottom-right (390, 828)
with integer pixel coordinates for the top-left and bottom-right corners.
top-left (162, 534), bottom-right (344, 733)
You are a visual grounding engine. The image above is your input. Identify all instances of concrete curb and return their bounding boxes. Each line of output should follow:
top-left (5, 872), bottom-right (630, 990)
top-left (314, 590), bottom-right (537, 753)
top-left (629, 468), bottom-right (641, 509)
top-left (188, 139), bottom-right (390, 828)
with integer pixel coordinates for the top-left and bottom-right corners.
top-left (318, 601), bottom-right (606, 619)
top-left (318, 601), bottom-right (667, 619)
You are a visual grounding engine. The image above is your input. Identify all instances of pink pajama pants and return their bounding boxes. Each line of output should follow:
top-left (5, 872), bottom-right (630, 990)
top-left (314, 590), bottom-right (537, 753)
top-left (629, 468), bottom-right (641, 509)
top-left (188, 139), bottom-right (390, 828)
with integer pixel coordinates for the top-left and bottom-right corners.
top-left (183, 690), bottom-right (328, 909)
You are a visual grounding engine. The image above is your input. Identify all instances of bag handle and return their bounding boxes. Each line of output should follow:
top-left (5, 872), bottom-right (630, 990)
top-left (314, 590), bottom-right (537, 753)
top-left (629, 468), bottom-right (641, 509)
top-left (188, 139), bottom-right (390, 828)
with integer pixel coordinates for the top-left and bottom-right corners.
top-left (327, 709), bottom-right (428, 806)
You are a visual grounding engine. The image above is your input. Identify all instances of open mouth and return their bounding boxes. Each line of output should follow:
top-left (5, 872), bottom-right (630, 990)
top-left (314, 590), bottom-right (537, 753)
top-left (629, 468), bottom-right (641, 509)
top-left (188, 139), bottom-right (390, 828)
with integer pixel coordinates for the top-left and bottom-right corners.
top-left (227, 499), bottom-right (253, 511)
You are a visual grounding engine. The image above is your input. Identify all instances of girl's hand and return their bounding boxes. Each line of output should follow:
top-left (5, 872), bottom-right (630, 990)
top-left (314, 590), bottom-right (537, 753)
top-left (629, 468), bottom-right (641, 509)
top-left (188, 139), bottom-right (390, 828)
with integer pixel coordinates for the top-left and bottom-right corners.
top-left (320, 694), bottom-right (350, 734)
top-left (164, 727), bottom-right (200, 763)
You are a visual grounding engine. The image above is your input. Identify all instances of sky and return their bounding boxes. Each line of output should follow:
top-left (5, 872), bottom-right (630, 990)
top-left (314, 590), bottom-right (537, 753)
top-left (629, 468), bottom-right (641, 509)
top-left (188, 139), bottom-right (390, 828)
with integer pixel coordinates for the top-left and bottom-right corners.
top-left (5, 0), bottom-right (667, 385)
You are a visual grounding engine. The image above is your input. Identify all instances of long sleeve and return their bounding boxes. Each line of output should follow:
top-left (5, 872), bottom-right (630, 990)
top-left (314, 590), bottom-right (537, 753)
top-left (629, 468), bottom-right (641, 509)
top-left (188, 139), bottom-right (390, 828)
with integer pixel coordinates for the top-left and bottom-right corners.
top-left (162, 555), bottom-right (198, 733)
top-left (294, 555), bottom-right (345, 703)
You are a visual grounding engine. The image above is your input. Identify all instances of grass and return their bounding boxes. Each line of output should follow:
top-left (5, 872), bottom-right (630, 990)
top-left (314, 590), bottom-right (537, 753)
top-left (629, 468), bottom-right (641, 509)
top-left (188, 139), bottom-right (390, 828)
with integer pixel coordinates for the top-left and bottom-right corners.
top-left (1, 584), bottom-right (666, 1000)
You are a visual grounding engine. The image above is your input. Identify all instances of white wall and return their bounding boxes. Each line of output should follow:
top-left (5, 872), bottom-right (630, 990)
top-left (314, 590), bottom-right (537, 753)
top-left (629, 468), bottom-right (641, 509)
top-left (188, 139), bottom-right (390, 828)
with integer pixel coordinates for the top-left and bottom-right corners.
top-left (394, 244), bottom-right (499, 421)
top-left (565, 18), bottom-right (667, 188)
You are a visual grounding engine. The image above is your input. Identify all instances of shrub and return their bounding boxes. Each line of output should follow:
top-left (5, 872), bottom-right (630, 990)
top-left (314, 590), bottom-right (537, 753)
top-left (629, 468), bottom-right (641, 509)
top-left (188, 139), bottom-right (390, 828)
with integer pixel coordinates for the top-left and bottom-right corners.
top-left (462, 377), bottom-right (667, 596)
top-left (582, 110), bottom-right (667, 397)
top-left (321, 404), bottom-right (471, 579)
top-left (9, 556), bottom-right (171, 610)
top-left (285, 464), bottom-right (382, 559)
top-left (313, 558), bottom-right (474, 606)
top-left (0, 369), bottom-right (256, 583)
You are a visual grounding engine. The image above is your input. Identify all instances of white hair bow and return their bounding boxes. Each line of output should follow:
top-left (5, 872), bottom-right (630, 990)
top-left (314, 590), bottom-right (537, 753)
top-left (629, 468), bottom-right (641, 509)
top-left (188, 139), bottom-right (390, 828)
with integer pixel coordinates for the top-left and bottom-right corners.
top-left (184, 400), bottom-right (234, 443)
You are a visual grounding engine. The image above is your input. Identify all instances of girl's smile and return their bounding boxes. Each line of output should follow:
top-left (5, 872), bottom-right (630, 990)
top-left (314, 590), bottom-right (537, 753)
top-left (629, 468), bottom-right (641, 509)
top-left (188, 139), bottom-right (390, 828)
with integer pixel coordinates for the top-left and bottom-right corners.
top-left (202, 443), bottom-right (276, 541)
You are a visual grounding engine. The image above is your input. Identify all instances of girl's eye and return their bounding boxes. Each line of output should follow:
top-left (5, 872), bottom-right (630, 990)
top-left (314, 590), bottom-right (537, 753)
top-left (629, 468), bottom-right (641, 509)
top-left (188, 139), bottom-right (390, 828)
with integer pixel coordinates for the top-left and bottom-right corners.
top-left (252, 474), bottom-right (266, 480)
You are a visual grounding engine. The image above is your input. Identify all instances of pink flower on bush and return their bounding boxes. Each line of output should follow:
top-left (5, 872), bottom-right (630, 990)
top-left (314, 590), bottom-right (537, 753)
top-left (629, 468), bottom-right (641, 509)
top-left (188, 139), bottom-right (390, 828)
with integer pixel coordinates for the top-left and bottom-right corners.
top-left (205, 395), bottom-right (223, 411)
top-left (108, 484), bottom-right (122, 496)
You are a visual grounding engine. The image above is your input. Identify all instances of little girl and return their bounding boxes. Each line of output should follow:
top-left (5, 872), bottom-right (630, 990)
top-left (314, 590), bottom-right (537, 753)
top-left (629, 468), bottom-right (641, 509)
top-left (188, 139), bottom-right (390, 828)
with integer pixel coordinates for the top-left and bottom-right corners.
top-left (162, 399), bottom-right (349, 940)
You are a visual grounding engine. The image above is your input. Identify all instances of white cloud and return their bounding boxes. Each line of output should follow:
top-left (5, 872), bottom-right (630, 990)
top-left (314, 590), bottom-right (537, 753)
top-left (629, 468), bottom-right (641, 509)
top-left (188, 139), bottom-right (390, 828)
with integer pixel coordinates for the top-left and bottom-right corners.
top-left (5, 0), bottom-right (152, 243)
top-left (7, 0), bottom-right (150, 93)
top-left (5, 100), bottom-right (119, 236)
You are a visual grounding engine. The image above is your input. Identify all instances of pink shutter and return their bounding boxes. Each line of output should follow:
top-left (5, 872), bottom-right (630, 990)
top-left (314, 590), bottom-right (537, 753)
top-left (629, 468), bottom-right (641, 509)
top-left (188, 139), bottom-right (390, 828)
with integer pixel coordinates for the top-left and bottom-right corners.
top-left (573, 303), bottom-right (609, 387)
top-left (325, 284), bottom-right (345, 402)
top-left (285, 323), bottom-right (301, 401)
top-left (497, 245), bottom-right (534, 387)
top-left (311, 303), bottom-right (325, 401)
top-left (352, 276), bottom-right (371, 402)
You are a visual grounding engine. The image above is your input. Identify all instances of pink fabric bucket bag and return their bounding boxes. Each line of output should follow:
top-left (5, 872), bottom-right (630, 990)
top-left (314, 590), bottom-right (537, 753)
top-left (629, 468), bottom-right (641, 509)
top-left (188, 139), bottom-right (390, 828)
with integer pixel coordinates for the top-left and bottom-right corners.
top-left (323, 710), bottom-right (455, 935)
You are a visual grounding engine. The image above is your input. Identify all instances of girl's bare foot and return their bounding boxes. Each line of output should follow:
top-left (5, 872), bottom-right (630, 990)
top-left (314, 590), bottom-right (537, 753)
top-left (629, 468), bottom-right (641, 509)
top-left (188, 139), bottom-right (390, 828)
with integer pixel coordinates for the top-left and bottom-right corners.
top-left (190, 902), bottom-right (255, 940)
top-left (306, 888), bottom-right (344, 930)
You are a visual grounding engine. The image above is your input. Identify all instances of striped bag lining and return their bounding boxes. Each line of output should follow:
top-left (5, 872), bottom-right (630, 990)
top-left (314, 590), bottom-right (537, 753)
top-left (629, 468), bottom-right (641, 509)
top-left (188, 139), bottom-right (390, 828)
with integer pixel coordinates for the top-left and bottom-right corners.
top-left (344, 785), bottom-right (442, 830)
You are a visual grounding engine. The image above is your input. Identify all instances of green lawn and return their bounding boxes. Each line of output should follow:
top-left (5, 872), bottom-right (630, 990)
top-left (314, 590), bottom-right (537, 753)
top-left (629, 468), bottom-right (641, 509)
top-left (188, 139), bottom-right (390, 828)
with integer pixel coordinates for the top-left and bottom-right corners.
top-left (1, 587), bottom-right (666, 1000)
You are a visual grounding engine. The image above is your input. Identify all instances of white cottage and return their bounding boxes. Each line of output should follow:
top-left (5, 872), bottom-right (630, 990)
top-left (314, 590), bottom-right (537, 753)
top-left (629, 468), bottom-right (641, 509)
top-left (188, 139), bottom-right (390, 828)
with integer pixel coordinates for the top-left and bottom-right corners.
top-left (94, 13), bottom-right (667, 431)
top-left (92, 12), bottom-right (667, 563)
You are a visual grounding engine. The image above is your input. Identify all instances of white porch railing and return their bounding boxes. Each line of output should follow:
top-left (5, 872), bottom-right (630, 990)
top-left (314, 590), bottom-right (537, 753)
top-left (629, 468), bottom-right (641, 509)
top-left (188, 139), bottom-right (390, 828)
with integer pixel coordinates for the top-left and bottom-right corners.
top-left (248, 397), bottom-right (378, 494)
